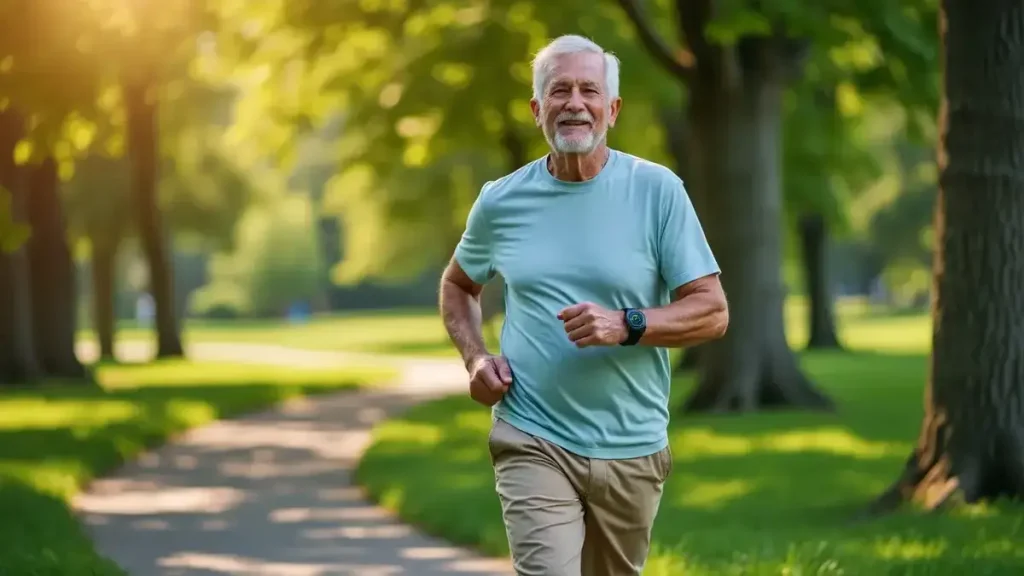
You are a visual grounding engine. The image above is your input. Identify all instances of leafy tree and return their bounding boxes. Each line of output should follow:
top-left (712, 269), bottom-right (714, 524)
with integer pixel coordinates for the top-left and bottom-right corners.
top-left (874, 0), bottom-right (1024, 511)
top-left (615, 0), bottom-right (937, 411)
top-left (675, 63), bottom-right (888, 370)
top-left (225, 0), bottom-right (675, 287)
top-left (80, 0), bottom-right (217, 358)
top-left (0, 0), bottom-right (107, 382)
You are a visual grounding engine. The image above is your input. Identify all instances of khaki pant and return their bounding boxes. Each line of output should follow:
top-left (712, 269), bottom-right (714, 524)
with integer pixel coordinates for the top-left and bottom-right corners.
top-left (488, 417), bottom-right (672, 576)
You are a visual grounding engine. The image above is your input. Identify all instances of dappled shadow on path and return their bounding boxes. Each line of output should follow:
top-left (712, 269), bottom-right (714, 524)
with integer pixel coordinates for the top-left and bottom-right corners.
top-left (74, 387), bottom-right (513, 576)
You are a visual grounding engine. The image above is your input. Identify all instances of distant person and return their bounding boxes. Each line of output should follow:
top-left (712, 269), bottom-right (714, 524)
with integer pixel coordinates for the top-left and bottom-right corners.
top-left (438, 35), bottom-right (729, 575)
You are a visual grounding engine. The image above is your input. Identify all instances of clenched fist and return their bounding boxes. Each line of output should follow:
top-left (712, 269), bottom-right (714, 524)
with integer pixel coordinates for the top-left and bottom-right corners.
top-left (557, 302), bottom-right (628, 348)
top-left (467, 354), bottom-right (514, 406)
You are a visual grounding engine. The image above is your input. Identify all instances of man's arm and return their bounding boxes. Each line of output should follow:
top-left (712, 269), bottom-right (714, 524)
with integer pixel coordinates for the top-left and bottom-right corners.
top-left (637, 273), bottom-right (728, 347)
top-left (439, 257), bottom-right (491, 369)
top-left (558, 273), bottom-right (728, 349)
top-left (440, 257), bottom-right (513, 406)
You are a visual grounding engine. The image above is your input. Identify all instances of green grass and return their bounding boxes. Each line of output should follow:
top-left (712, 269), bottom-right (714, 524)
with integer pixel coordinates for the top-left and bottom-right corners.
top-left (0, 360), bottom-right (395, 575)
top-left (79, 296), bottom-right (931, 359)
top-left (354, 316), bottom-right (1024, 575)
top-left (78, 308), bottom-right (473, 358)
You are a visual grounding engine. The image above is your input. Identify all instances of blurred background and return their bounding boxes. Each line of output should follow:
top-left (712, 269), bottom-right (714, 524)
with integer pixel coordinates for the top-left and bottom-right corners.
top-left (0, 0), bottom-right (938, 370)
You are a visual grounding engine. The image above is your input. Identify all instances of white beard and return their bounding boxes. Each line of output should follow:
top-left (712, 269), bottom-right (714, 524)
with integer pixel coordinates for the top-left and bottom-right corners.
top-left (542, 109), bottom-right (609, 154)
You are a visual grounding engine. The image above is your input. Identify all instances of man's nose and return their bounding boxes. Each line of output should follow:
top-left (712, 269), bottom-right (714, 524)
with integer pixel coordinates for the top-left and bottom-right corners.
top-left (566, 87), bottom-right (585, 110)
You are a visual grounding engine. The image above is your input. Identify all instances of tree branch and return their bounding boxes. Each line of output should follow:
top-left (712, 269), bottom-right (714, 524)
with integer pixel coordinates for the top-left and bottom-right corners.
top-left (677, 0), bottom-right (740, 90)
top-left (614, 0), bottom-right (693, 83)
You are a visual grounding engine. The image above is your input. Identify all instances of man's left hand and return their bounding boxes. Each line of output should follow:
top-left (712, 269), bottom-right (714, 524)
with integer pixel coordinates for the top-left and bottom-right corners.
top-left (557, 302), bottom-right (627, 348)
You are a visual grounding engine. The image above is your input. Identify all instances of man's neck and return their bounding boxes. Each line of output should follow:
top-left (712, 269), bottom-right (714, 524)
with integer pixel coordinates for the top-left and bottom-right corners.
top-left (547, 144), bottom-right (610, 182)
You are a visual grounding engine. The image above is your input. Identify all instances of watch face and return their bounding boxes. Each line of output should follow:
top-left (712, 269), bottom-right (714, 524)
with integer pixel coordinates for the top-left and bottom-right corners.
top-left (626, 310), bottom-right (645, 329)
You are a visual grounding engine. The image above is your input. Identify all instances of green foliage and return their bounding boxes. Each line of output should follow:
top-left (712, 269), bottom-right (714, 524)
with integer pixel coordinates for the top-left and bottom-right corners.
top-left (190, 193), bottom-right (323, 318)
top-left (161, 128), bottom-right (258, 249)
top-left (615, 0), bottom-right (939, 296)
top-left (229, 0), bottom-right (678, 283)
top-left (0, 0), bottom-right (107, 154)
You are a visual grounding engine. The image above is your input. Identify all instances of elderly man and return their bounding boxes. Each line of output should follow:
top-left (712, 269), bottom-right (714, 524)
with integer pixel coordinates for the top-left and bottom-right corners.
top-left (439, 34), bottom-right (729, 575)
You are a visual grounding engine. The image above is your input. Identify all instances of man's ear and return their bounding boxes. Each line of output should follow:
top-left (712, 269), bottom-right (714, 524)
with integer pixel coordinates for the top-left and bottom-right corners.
top-left (609, 97), bottom-right (623, 127)
top-left (530, 98), bottom-right (542, 126)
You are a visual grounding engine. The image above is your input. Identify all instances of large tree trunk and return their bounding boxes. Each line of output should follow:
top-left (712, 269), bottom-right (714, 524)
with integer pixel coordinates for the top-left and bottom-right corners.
top-left (614, 0), bottom-right (828, 410)
top-left (26, 157), bottom-right (88, 379)
top-left (682, 46), bottom-right (832, 413)
top-left (124, 78), bottom-right (183, 358)
top-left (0, 109), bottom-right (41, 385)
top-left (872, 0), bottom-right (1024, 512)
top-left (660, 104), bottom-right (706, 374)
top-left (674, 347), bottom-right (701, 371)
top-left (799, 212), bottom-right (842, 349)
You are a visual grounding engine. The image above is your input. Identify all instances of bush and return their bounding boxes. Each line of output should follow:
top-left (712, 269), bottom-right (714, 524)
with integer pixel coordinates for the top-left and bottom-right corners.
top-left (190, 194), bottom-right (323, 319)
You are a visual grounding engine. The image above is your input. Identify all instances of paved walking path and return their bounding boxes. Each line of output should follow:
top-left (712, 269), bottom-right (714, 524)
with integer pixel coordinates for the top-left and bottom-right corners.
top-left (73, 341), bottom-right (514, 576)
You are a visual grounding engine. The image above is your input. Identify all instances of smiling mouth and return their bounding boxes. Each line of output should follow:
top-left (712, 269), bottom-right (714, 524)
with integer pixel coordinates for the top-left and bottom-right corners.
top-left (559, 121), bottom-right (591, 127)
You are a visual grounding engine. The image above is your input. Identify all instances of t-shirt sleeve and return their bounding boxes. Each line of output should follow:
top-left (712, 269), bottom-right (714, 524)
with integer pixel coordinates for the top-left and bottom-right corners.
top-left (658, 178), bottom-right (720, 290)
top-left (453, 186), bottom-right (496, 285)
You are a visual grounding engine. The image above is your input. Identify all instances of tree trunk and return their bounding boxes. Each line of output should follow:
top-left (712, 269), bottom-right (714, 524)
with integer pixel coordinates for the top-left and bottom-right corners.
top-left (124, 77), bottom-right (183, 358)
top-left (0, 110), bottom-right (41, 385)
top-left (477, 122), bottom-right (529, 339)
top-left (674, 347), bottom-right (701, 371)
top-left (91, 237), bottom-right (118, 361)
top-left (799, 212), bottom-right (842, 349)
top-left (872, 0), bottom-right (1024, 512)
top-left (659, 104), bottom-right (709, 375)
top-left (26, 158), bottom-right (88, 379)
top-left (682, 52), bottom-right (832, 413)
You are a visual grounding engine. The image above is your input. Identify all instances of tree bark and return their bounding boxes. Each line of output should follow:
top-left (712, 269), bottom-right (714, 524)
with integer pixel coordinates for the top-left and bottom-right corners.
top-left (681, 44), bottom-right (832, 413)
top-left (660, 104), bottom-right (708, 375)
top-left (872, 0), bottom-right (1024, 512)
top-left (799, 212), bottom-right (842, 349)
top-left (0, 109), bottom-right (41, 385)
top-left (91, 237), bottom-right (118, 361)
top-left (615, 0), bottom-right (831, 411)
top-left (26, 157), bottom-right (88, 378)
top-left (124, 77), bottom-right (183, 358)
top-left (674, 346), bottom-right (701, 371)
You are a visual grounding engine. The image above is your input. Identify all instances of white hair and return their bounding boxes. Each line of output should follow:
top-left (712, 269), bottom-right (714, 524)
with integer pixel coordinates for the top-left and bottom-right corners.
top-left (531, 35), bottom-right (620, 101)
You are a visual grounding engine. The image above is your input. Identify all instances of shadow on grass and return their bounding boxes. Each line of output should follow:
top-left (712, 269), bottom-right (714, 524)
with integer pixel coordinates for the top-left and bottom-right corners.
top-left (356, 350), bottom-right (1024, 574)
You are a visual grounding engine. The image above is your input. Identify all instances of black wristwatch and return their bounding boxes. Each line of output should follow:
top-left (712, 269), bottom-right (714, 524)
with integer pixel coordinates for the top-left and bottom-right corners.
top-left (620, 308), bottom-right (647, 346)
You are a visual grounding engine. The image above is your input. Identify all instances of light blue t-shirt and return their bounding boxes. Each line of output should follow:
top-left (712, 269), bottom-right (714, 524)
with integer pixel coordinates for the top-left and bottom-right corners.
top-left (454, 148), bottom-right (719, 459)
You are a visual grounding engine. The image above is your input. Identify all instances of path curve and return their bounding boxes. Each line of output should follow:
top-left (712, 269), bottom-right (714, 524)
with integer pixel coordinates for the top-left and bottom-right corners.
top-left (73, 341), bottom-right (514, 576)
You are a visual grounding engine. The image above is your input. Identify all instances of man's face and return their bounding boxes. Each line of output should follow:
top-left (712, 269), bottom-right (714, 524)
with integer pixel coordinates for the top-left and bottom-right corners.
top-left (531, 52), bottom-right (622, 155)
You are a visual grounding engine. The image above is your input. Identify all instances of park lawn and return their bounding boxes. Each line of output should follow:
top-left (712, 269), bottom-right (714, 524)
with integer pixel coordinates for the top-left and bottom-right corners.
top-left (356, 352), bottom-right (1024, 575)
top-left (79, 297), bottom-right (930, 359)
top-left (0, 360), bottom-right (395, 576)
top-left (78, 308), bottom-right (479, 358)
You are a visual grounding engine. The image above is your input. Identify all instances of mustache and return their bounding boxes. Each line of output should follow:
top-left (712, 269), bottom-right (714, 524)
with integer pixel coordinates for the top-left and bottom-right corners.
top-left (555, 111), bottom-right (594, 124)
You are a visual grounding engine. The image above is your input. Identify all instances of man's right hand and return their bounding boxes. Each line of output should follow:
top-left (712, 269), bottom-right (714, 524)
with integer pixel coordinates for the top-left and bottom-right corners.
top-left (467, 354), bottom-right (513, 406)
